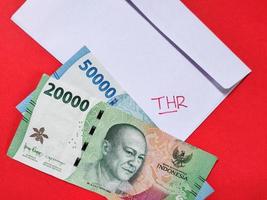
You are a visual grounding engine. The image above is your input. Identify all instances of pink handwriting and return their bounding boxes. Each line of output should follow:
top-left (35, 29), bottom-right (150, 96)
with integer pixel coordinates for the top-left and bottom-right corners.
top-left (151, 96), bottom-right (188, 115)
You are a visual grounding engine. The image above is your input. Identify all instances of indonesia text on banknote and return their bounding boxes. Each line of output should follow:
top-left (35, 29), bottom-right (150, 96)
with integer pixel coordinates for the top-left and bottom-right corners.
top-left (15, 46), bottom-right (214, 199)
top-left (8, 75), bottom-right (216, 200)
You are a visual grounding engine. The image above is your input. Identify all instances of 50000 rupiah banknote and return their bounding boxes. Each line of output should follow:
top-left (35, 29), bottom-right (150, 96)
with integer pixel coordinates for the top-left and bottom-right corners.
top-left (15, 46), bottom-right (214, 199)
top-left (8, 75), bottom-right (216, 200)
top-left (16, 47), bottom-right (154, 123)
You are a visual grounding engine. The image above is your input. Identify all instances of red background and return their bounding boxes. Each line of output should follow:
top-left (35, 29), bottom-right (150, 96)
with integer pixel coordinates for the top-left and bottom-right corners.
top-left (0, 0), bottom-right (266, 199)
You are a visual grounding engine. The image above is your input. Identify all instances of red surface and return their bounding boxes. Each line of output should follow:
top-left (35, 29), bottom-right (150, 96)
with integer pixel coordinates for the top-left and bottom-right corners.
top-left (0, 0), bottom-right (266, 199)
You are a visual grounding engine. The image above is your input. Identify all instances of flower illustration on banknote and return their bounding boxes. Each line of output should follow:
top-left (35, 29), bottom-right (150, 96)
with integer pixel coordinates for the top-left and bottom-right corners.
top-left (172, 147), bottom-right (193, 168)
top-left (30, 127), bottom-right (48, 144)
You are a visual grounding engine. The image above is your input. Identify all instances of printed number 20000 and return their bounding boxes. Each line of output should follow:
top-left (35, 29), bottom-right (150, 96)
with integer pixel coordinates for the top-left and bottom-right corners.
top-left (43, 82), bottom-right (90, 112)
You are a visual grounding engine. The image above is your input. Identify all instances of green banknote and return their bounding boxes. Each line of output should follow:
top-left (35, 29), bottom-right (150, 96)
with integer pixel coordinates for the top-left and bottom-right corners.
top-left (8, 75), bottom-right (216, 200)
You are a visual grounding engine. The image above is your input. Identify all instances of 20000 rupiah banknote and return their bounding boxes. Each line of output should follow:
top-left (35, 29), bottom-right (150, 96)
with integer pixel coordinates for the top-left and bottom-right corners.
top-left (16, 46), bottom-right (215, 199)
top-left (8, 74), bottom-right (216, 199)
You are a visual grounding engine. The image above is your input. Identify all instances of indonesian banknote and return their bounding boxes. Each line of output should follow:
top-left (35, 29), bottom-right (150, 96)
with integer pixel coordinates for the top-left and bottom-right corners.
top-left (8, 75), bottom-right (216, 200)
top-left (15, 46), bottom-right (214, 199)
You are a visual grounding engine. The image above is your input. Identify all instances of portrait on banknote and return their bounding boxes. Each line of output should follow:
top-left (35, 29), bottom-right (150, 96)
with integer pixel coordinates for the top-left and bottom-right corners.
top-left (6, 46), bottom-right (217, 200)
top-left (82, 123), bottom-right (147, 195)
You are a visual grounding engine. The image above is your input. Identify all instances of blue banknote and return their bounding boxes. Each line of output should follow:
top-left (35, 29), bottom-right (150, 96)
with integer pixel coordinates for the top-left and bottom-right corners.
top-left (16, 46), bottom-right (214, 199)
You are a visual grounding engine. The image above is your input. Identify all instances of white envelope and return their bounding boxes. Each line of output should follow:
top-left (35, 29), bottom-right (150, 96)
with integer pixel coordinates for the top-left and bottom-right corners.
top-left (12, 0), bottom-right (251, 141)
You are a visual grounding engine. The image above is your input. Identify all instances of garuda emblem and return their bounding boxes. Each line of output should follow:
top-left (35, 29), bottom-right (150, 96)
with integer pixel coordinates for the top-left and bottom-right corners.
top-left (172, 147), bottom-right (193, 168)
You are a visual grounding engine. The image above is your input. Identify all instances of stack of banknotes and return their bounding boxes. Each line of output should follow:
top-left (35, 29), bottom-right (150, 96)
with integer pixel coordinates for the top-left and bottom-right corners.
top-left (8, 46), bottom-right (217, 200)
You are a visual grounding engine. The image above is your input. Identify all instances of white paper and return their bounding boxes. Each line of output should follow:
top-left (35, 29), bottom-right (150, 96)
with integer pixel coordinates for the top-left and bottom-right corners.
top-left (130, 0), bottom-right (251, 89)
top-left (12, 0), bottom-right (250, 141)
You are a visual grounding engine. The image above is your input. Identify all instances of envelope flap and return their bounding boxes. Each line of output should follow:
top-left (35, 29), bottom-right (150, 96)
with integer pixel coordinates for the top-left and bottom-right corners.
top-left (130, 0), bottom-right (251, 89)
